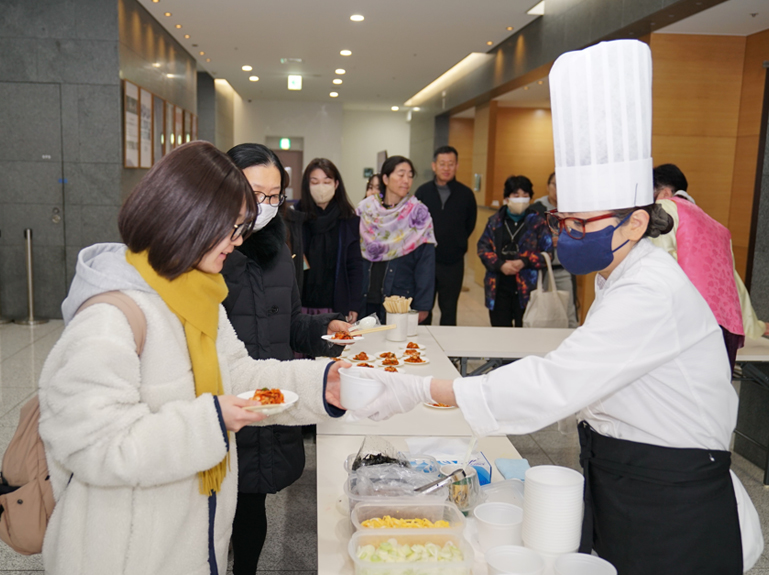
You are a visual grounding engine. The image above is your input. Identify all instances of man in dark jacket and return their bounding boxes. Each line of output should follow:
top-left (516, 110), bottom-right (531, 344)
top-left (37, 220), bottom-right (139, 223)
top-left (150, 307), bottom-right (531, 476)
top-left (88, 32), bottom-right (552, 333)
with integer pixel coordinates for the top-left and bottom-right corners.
top-left (221, 213), bottom-right (347, 575)
top-left (415, 145), bottom-right (477, 325)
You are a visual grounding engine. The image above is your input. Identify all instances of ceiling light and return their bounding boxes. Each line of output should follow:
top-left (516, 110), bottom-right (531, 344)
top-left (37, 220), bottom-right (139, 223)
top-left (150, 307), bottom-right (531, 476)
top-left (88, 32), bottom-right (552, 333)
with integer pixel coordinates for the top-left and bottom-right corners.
top-left (537, 80), bottom-right (544, 85)
top-left (175, 24), bottom-right (182, 29)
top-left (288, 75), bottom-right (302, 90)
top-left (152, 0), bottom-right (159, 3)
top-left (280, 58), bottom-right (303, 64)
top-left (330, 92), bottom-right (339, 98)
top-left (152, 62), bottom-right (161, 68)
top-left (242, 65), bottom-right (253, 71)
top-left (164, 12), bottom-right (171, 17)
top-left (184, 34), bottom-right (190, 39)
top-left (507, 26), bottom-right (514, 31)
top-left (166, 73), bottom-right (173, 78)
top-left (486, 41), bottom-right (493, 46)
top-left (413, 107), bottom-right (421, 111)
top-left (333, 78), bottom-right (343, 85)
top-left (340, 50), bottom-right (352, 56)
top-left (527, 1), bottom-right (545, 16)
top-left (350, 14), bottom-right (364, 22)
top-left (199, 51), bottom-right (205, 56)
top-left (391, 106), bottom-right (399, 111)
top-left (249, 76), bottom-right (259, 82)
top-left (523, 86), bottom-right (529, 90)
top-left (206, 58), bottom-right (211, 62)
top-left (335, 69), bottom-right (346, 75)
top-left (405, 52), bottom-right (494, 107)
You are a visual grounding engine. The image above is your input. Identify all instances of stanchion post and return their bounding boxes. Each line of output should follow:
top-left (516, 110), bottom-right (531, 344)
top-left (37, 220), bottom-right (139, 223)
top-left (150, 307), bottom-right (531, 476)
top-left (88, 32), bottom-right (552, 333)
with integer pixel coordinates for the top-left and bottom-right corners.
top-left (14, 229), bottom-right (48, 326)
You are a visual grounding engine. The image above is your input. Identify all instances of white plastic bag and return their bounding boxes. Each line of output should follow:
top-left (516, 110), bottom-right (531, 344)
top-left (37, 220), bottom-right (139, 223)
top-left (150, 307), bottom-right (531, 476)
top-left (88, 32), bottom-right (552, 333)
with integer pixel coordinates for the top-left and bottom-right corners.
top-left (523, 252), bottom-right (570, 328)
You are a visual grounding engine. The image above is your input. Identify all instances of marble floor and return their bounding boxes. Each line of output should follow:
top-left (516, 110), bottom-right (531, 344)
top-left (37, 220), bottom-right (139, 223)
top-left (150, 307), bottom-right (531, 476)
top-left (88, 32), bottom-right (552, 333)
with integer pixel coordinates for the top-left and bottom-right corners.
top-left (0, 269), bottom-right (767, 573)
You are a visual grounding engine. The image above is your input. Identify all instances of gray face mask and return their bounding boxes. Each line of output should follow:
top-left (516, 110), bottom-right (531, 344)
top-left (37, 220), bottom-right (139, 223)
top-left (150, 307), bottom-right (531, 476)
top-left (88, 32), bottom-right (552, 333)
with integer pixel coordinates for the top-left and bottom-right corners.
top-left (251, 203), bottom-right (279, 232)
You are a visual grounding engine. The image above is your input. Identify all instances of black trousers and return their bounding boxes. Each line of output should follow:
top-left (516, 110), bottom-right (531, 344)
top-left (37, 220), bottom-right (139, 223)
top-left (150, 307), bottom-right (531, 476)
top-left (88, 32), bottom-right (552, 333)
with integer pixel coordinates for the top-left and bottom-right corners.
top-left (231, 492), bottom-right (268, 575)
top-left (579, 422), bottom-right (742, 575)
top-left (426, 260), bottom-right (464, 326)
top-left (488, 281), bottom-right (523, 327)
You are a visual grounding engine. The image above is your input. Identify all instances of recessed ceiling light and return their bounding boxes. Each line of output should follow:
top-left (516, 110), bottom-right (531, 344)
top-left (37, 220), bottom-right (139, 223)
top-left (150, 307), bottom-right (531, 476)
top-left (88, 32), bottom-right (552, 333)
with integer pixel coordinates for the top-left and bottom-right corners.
top-left (391, 106), bottom-right (399, 111)
top-left (166, 73), bottom-right (173, 78)
top-left (523, 86), bottom-right (529, 90)
top-left (486, 41), bottom-right (493, 46)
top-left (413, 107), bottom-right (421, 111)
top-left (152, 0), bottom-right (159, 3)
top-left (288, 75), bottom-right (302, 90)
top-left (164, 12), bottom-right (171, 17)
top-left (537, 80), bottom-right (544, 85)
top-left (175, 24), bottom-right (182, 29)
top-left (340, 50), bottom-right (352, 56)
top-left (335, 69), bottom-right (346, 75)
top-left (333, 78), bottom-right (343, 85)
top-left (330, 92), bottom-right (339, 98)
top-left (527, 1), bottom-right (545, 16)
top-left (249, 76), bottom-right (259, 82)
top-left (350, 14), bottom-right (364, 21)
top-left (184, 34), bottom-right (190, 39)
top-left (199, 51), bottom-right (205, 56)
top-left (152, 62), bottom-right (161, 68)
top-left (506, 26), bottom-right (514, 31)
top-left (242, 65), bottom-right (253, 71)
top-left (206, 58), bottom-right (211, 62)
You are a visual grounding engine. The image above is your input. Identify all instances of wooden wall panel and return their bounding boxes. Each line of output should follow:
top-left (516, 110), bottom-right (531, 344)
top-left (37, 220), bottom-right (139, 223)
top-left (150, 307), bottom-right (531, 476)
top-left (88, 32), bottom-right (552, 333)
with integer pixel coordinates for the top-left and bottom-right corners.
top-left (651, 34), bottom-right (745, 138)
top-left (448, 118), bottom-right (474, 187)
top-left (493, 107), bottom-right (554, 205)
top-left (471, 101), bottom-right (498, 206)
top-left (737, 29), bottom-right (769, 137)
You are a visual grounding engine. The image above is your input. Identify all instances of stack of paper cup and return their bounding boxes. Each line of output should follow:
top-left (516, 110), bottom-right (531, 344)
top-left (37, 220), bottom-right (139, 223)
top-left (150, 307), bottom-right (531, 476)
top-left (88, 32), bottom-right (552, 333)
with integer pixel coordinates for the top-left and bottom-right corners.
top-left (554, 553), bottom-right (616, 575)
top-left (522, 466), bottom-right (584, 554)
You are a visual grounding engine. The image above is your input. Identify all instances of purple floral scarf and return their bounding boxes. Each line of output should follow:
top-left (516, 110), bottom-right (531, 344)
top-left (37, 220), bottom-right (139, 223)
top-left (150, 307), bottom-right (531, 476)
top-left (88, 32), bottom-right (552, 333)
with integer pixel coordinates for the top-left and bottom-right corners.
top-left (356, 194), bottom-right (437, 262)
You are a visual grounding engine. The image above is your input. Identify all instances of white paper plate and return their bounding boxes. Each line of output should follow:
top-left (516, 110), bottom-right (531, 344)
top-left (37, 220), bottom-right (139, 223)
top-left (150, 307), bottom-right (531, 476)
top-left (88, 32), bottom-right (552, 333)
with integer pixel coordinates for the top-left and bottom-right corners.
top-left (373, 350), bottom-right (401, 361)
top-left (348, 352), bottom-right (376, 363)
top-left (376, 358), bottom-right (403, 368)
top-left (321, 334), bottom-right (363, 345)
top-left (237, 389), bottom-right (298, 416)
top-left (423, 402), bottom-right (457, 409)
top-left (402, 356), bottom-right (430, 366)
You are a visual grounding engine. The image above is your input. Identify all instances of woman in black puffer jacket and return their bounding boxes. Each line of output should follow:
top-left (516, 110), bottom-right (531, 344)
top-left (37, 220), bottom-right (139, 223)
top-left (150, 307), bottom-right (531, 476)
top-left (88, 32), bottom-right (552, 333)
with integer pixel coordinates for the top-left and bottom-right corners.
top-left (222, 144), bottom-right (349, 575)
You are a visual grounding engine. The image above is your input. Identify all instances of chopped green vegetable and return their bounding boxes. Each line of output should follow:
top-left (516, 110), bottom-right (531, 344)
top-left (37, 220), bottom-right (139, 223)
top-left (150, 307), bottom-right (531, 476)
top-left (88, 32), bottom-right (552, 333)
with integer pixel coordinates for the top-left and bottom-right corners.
top-left (356, 539), bottom-right (463, 565)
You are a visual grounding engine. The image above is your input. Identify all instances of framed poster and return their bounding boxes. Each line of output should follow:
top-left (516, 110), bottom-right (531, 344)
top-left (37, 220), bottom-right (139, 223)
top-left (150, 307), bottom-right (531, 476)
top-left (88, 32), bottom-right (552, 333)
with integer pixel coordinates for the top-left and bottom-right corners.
top-left (165, 101), bottom-right (174, 152)
top-left (174, 106), bottom-right (183, 149)
top-left (183, 110), bottom-right (192, 144)
top-left (139, 88), bottom-right (153, 168)
top-left (123, 81), bottom-right (139, 168)
top-left (153, 95), bottom-right (164, 163)
top-left (192, 114), bottom-right (198, 141)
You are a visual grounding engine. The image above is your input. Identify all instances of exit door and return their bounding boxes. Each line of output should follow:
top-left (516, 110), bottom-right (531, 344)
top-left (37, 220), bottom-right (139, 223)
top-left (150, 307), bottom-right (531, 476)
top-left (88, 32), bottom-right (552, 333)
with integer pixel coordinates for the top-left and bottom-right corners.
top-left (273, 150), bottom-right (304, 201)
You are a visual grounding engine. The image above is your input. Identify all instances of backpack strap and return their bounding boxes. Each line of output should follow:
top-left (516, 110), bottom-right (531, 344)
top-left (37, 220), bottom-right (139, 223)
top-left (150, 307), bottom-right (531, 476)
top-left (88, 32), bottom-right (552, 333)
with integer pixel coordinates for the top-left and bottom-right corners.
top-left (76, 291), bottom-right (147, 356)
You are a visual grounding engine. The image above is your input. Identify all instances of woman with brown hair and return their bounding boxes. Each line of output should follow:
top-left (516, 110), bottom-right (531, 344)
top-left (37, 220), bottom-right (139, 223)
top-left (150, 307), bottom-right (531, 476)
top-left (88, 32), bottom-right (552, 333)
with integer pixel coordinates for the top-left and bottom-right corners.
top-left (295, 158), bottom-right (363, 322)
top-left (37, 141), bottom-right (346, 575)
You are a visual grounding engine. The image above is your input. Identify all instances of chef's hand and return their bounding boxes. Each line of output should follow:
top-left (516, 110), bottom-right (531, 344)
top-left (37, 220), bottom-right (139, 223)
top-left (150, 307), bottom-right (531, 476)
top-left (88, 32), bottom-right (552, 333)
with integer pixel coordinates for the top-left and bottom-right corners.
top-left (501, 260), bottom-right (525, 275)
top-left (347, 371), bottom-right (433, 421)
top-left (325, 361), bottom-right (351, 409)
top-left (327, 320), bottom-right (352, 336)
top-left (217, 395), bottom-right (268, 432)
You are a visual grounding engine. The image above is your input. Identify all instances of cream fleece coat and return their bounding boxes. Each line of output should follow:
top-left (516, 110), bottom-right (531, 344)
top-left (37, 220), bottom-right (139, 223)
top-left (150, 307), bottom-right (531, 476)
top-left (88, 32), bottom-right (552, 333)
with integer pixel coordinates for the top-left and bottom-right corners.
top-left (37, 289), bottom-right (334, 575)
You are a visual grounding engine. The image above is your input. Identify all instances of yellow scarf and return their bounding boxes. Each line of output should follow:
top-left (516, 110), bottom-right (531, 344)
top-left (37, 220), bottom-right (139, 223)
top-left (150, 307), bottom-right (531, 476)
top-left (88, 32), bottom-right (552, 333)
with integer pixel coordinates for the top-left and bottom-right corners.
top-left (126, 250), bottom-right (230, 495)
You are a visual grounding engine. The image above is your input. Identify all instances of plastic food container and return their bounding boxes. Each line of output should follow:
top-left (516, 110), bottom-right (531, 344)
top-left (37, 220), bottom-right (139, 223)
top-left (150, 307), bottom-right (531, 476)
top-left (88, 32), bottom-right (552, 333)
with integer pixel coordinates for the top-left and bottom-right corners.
top-left (351, 501), bottom-right (465, 534)
top-left (344, 453), bottom-right (440, 476)
top-left (348, 529), bottom-right (473, 575)
top-left (344, 476), bottom-right (448, 514)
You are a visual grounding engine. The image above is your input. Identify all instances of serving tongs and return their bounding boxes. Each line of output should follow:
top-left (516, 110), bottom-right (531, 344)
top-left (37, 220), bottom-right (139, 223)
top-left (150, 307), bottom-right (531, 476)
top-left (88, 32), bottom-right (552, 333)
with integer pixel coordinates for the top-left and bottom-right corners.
top-left (414, 468), bottom-right (467, 495)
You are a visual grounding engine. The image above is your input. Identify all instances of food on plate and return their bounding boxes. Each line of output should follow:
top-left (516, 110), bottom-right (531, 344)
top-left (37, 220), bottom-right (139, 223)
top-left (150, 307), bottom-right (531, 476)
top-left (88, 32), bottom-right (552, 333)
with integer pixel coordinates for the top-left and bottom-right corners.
top-left (250, 388), bottom-right (284, 405)
top-left (381, 357), bottom-right (400, 366)
top-left (404, 349), bottom-right (421, 357)
top-left (384, 367), bottom-right (399, 373)
top-left (361, 516), bottom-right (451, 529)
top-left (378, 351), bottom-right (397, 359)
top-left (356, 540), bottom-right (463, 563)
top-left (404, 355), bottom-right (426, 364)
top-left (331, 330), bottom-right (353, 340)
top-left (406, 341), bottom-right (420, 349)
top-left (357, 363), bottom-right (375, 368)
top-left (353, 352), bottom-right (370, 361)
top-left (429, 402), bottom-right (452, 408)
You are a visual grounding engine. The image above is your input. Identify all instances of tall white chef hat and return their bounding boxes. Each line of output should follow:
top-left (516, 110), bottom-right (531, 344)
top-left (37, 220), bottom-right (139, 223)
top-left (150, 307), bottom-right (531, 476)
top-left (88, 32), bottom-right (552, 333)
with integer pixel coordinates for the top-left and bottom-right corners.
top-left (549, 39), bottom-right (653, 213)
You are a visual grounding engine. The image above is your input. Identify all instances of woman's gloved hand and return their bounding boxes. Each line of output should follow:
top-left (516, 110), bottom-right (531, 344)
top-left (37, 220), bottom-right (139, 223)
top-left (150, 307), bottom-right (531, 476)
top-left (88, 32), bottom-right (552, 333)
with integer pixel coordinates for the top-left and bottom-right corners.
top-left (347, 370), bottom-right (433, 421)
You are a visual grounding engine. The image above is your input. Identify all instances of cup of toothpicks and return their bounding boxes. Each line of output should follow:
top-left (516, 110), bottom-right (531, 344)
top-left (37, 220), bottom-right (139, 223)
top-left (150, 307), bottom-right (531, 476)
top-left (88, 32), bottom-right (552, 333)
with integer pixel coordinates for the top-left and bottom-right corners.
top-left (384, 296), bottom-right (411, 341)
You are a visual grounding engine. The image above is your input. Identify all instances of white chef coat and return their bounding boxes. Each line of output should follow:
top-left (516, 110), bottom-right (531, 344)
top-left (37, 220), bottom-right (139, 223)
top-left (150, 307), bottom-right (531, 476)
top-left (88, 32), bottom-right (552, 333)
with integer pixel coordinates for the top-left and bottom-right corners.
top-left (455, 239), bottom-right (738, 451)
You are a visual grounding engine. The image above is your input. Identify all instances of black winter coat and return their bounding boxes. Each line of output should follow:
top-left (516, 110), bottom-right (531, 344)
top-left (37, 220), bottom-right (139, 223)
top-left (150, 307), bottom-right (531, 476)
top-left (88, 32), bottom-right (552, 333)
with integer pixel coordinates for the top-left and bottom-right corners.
top-left (221, 215), bottom-right (343, 494)
top-left (415, 179), bottom-right (477, 265)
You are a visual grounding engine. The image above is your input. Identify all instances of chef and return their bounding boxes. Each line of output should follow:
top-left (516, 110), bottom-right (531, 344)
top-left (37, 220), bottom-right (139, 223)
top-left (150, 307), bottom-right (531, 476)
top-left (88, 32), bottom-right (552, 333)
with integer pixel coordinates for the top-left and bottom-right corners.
top-left (349, 40), bottom-right (762, 574)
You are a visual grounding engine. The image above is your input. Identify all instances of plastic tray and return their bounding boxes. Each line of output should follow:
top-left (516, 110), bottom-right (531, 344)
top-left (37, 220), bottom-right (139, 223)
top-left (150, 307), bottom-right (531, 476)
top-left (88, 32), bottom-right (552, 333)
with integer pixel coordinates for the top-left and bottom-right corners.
top-left (344, 453), bottom-right (440, 476)
top-left (344, 475), bottom-right (448, 514)
top-left (351, 501), bottom-right (465, 534)
top-left (348, 529), bottom-right (473, 575)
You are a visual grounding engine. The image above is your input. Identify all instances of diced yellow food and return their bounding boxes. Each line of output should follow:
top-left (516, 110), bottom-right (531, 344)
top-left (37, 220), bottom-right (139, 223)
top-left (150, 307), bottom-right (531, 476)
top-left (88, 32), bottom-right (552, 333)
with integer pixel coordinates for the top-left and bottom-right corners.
top-left (360, 516), bottom-right (451, 529)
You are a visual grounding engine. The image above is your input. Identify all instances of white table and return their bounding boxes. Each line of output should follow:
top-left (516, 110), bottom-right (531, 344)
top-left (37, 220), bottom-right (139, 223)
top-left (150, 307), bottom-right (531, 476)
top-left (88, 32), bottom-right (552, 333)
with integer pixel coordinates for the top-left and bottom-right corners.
top-left (317, 326), bottom-right (482, 437)
top-left (736, 336), bottom-right (769, 362)
top-left (316, 434), bottom-right (520, 575)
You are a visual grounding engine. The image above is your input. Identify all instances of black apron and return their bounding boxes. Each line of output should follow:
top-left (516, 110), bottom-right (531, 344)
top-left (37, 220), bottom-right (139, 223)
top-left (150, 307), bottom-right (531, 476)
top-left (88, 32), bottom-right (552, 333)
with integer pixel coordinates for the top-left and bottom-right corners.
top-left (578, 422), bottom-right (742, 575)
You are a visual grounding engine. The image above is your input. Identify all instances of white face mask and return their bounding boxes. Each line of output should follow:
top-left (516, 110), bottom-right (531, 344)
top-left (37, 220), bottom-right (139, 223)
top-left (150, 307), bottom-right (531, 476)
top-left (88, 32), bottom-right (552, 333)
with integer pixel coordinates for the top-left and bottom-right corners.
top-left (310, 183), bottom-right (336, 205)
top-left (506, 196), bottom-right (530, 215)
top-left (251, 203), bottom-right (279, 232)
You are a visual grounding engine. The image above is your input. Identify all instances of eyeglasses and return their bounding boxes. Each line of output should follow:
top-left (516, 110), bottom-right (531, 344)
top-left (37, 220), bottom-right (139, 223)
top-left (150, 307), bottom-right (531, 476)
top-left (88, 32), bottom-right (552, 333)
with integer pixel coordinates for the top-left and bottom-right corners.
top-left (254, 191), bottom-right (285, 207)
top-left (230, 221), bottom-right (252, 241)
top-left (546, 210), bottom-right (618, 240)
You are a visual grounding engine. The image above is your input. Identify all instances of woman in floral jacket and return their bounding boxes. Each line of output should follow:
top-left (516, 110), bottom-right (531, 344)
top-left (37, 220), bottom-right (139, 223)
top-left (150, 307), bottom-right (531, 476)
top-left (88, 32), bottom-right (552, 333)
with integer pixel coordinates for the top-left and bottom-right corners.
top-left (478, 175), bottom-right (553, 327)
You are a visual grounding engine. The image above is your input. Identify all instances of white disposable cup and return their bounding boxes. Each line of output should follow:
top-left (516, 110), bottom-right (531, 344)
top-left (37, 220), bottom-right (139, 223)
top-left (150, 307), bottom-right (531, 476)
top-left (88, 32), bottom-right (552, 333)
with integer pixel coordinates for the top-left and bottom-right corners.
top-left (338, 367), bottom-right (385, 410)
top-left (554, 553), bottom-right (617, 575)
top-left (486, 545), bottom-right (544, 575)
top-left (474, 502), bottom-right (524, 551)
top-left (407, 309), bottom-right (419, 336)
top-left (386, 312), bottom-right (408, 341)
